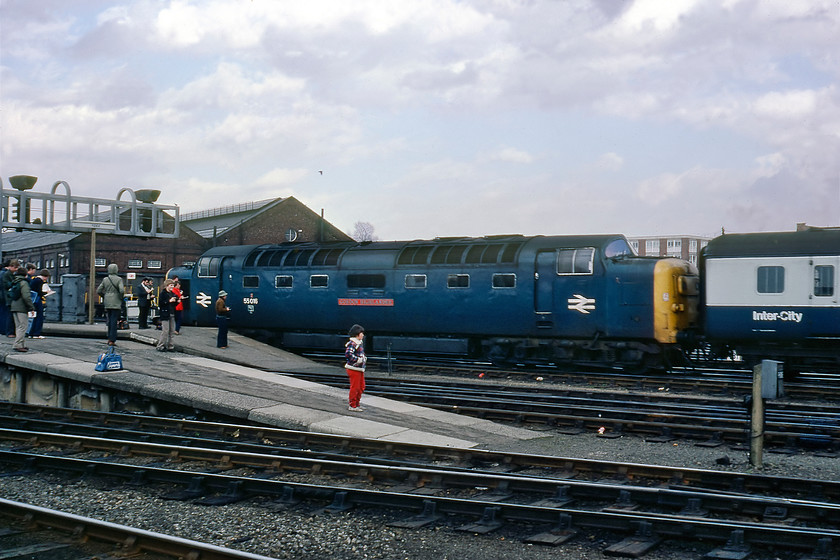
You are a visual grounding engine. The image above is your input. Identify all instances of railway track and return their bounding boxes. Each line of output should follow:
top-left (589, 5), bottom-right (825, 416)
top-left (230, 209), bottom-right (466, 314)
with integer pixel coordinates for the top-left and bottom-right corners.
top-left (305, 353), bottom-right (840, 401)
top-left (278, 371), bottom-right (840, 451)
top-left (1, 498), bottom-right (277, 560)
top-left (0, 404), bottom-right (838, 558)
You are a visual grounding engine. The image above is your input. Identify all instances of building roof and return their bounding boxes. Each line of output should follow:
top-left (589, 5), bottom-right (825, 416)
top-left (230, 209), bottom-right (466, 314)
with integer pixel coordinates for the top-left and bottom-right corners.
top-left (181, 198), bottom-right (278, 239)
top-left (0, 230), bottom-right (80, 252)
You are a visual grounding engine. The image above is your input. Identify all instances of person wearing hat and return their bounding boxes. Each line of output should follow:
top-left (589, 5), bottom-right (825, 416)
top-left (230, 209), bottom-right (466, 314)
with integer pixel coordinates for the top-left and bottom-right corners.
top-left (344, 324), bottom-right (367, 411)
top-left (156, 279), bottom-right (178, 352)
top-left (96, 263), bottom-right (125, 346)
top-left (215, 290), bottom-right (230, 348)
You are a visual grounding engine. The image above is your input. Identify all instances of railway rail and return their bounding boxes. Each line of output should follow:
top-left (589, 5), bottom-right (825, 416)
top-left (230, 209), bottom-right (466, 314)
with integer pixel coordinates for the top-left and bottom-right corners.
top-left (277, 371), bottom-right (840, 451)
top-left (0, 498), bottom-right (279, 560)
top-left (1, 404), bottom-right (838, 558)
top-left (306, 353), bottom-right (840, 401)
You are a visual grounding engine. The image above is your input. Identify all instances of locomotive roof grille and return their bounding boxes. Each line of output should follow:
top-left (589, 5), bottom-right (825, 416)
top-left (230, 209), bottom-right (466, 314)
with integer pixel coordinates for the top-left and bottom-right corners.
top-left (239, 235), bottom-right (631, 268)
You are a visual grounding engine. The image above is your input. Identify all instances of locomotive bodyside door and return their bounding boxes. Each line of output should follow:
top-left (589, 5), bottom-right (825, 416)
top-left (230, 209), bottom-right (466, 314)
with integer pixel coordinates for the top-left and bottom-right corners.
top-left (534, 250), bottom-right (556, 329)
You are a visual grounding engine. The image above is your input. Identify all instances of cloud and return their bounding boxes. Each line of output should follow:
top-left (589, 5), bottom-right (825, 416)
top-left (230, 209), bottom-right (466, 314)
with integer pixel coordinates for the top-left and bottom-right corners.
top-left (488, 147), bottom-right (535, 164)
top-left (1, 0), bottom-right (838, 240)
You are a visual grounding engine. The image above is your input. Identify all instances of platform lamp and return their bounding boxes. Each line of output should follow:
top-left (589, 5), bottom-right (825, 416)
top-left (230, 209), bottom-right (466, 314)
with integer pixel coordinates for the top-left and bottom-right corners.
top-left (8, 175), bottom-right (37, 224)
top-left (135, 189), bottom-right (161, 233)
top-left (0, 175), bottom-right (37, 261)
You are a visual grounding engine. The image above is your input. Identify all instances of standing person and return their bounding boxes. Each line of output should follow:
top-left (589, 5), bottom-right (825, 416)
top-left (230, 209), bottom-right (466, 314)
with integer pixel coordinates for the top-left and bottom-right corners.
top-left (0, 260), bottom-right (11, 336)
top-left (156, 279), bottom-right (177, 352)
top-left (0, 259), bottom-right (20, 336)
top-left (9, 268), bottom-right (34, 352)
top-left (135, 277), bottom-right (153, 329)
top-left (26, 269), bottom-right (50, 339)
top-left (215, 290), bottom-right (230, 348)
top-left (96, 263), bottom-right (125, 346)
top-left (172, 278), bottom-right (184, 334)
top-left (344, 324), bottom-right (367, 412)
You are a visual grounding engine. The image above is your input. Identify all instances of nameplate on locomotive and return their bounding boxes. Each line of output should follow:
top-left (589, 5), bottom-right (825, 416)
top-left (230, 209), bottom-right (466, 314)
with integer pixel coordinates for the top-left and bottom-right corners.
top-left (338, 298), bottom-right (395, 307)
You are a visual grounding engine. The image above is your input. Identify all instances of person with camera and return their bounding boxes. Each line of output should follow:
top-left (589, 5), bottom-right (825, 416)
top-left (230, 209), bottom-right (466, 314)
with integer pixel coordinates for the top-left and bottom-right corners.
top-left (156, 279), bottom-right (178, 352)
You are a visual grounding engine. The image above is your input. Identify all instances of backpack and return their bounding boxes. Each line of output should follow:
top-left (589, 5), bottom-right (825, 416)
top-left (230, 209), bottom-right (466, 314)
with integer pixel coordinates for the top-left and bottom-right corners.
top-left (6, 279), bottom-right (21, 303)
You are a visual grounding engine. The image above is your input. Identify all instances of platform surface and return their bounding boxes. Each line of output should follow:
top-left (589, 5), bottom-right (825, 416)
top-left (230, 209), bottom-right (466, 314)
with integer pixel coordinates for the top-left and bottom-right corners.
top-left (0, 323), bottom-right (542, 449)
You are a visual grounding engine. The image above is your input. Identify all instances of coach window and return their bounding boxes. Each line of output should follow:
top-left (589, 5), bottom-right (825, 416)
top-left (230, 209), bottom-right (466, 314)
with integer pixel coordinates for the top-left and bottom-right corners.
top-left (243, 275), bottom-right (259, 289)
top-left (757, 266), bottom-right (784, 293)
top-left (275, 275), bottom-right (293, 289)
top-left (348, 274), bottom-right (385, 289)
top-left (405, 274), bottom-right (427, 289)
top-left (310, 275), bottom-right (329, 288)
top-left (557, 248), bottom-right (594, 275)
top-left (814, 265), bottom-right (834, 297)
top-left (447, 274), bottom-right (470, 288)
top-left (492, 273), bottom-right (516, 288)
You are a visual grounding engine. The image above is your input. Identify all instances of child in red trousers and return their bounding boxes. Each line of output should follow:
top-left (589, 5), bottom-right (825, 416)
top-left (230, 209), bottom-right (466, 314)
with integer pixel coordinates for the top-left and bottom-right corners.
top-left (344, 324), bottom-right (367, 411)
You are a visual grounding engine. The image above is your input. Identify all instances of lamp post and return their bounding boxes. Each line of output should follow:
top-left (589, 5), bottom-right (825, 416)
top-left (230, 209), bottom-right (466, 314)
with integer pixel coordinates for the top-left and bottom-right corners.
top-left (72, 220), bottom-right (116, 324)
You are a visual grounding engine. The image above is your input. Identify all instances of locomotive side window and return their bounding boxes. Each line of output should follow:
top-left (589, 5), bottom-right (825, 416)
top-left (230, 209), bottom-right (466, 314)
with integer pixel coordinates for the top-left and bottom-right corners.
top-left (348, 274), bottom-right (386, 289)
top-left (310, 275), bottom-right (329, 288)
top-left (757, 266), bottom-right (784, 293)
top-left (275, 275), bottom-right (293, 288)
top-left (492, 273), bottom-right (516, 288)
top-left (405, 274), bottom-right (427, 289)
top-left (197, 256), bottom-right (220, 278)
top-left (814, 265), bottom-right (834, 296)
top-left (243, 275), bottom-right (259, 288)
top-left (604, 239), bottom-right (634, 258)
top-left (557, 248), bottom-right (594, 275)
top-left (447, 274), bottom-right (470, 288)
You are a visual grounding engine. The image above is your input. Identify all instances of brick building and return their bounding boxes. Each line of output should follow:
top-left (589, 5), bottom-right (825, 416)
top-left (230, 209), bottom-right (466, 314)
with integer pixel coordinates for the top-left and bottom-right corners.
top-left (0, 196), bottom-right (350, 286)
top-left (625, 234), bottom-right (711, 265)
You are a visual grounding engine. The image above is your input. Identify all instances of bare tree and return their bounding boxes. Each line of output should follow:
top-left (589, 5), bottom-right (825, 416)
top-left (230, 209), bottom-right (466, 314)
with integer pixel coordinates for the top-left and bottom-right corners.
top-left (350, 221), bottom-right (379, 242)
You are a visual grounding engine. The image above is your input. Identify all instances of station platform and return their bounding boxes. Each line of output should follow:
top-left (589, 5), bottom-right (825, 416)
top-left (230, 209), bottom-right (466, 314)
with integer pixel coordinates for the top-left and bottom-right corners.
top-left (0, 323), bottom-right (542, 449)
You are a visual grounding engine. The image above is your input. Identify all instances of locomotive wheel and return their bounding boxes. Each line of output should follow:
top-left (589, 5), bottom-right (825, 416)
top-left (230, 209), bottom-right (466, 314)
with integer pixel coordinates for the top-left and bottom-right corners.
top-left (485, 343), bottom-right (511, 366)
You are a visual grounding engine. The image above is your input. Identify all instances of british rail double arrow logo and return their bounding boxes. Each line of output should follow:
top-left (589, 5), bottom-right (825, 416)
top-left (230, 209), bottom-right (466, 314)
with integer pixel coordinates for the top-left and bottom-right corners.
top-left (196, 292), bottom-right (212, 308)
top-left (567, 294), bottom-right (596, 314)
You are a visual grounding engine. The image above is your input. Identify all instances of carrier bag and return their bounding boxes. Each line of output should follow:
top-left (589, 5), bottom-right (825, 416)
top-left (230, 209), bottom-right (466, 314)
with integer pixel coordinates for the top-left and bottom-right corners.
top-left (94, 347), bottom-right (123, 372)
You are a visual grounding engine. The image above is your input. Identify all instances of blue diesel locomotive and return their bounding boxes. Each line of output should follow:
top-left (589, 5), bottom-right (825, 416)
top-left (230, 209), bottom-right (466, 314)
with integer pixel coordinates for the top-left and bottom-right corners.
top-left (170, 234), bottom-right (700, 370)
top-left (701, 227), bottom-right (840, 373)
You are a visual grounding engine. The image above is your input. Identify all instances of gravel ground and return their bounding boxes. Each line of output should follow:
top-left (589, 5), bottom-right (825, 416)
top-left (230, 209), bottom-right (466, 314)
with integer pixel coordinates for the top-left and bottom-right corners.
top-left (2, 426), bottom-right (836, 560)
top-left (2, 373), bottom-right (837, 560)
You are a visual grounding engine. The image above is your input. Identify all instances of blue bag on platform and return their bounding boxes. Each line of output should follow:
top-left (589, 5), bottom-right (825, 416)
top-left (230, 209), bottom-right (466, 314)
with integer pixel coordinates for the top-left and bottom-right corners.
top-left (95, 347), bottom-right (123, 372)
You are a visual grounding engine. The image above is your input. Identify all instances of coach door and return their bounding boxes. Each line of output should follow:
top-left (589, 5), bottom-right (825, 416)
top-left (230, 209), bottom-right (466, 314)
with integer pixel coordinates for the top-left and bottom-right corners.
top-left (534, 250), bottom-right (555, 328)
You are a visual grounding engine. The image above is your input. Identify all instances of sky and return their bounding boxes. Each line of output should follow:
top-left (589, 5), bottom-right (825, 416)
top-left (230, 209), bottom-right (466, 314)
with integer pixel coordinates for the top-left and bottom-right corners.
top-left (1, 0), bottom-right (838, 241)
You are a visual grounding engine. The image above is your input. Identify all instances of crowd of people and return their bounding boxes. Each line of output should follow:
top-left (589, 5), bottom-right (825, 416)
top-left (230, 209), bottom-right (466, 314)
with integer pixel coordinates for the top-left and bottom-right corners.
top-left (0, 259), bottom-right (54, 352)
top-left (1, 258), bottom-right (370, 411)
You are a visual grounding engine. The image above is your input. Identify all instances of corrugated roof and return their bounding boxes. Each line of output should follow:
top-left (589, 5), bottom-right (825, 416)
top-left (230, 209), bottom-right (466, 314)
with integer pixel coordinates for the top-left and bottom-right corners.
top-left (0, 231), bottom-right (80, 251)
top-left (181, 198), bottom-right (280, 238)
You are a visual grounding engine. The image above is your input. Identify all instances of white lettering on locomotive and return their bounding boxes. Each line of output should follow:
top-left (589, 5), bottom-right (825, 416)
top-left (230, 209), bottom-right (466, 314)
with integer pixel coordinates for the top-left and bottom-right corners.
top-left (752, 310), bottom-right (803, 323)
